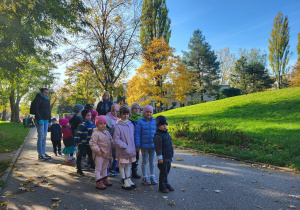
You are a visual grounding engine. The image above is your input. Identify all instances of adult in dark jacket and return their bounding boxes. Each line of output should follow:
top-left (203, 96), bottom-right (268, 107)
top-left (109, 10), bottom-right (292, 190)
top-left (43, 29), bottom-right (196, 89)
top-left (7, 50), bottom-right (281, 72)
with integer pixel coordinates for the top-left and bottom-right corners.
top-left (33, 88), bottom-right (52, 160)
top-left (96, 91), bottom-right (113, 116)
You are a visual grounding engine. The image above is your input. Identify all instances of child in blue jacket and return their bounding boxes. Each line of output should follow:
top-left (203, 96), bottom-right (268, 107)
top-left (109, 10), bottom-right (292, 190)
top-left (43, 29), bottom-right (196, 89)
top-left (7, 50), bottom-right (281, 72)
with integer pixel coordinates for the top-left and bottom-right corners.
top-left (135, 105), bottom-right (157, 185)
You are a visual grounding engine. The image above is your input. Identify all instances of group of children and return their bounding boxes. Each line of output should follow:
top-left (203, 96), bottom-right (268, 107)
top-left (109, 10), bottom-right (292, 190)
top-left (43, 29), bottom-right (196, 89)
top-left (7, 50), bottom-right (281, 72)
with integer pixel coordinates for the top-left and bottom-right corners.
top-left (48, 102), bottom-right (174, 193)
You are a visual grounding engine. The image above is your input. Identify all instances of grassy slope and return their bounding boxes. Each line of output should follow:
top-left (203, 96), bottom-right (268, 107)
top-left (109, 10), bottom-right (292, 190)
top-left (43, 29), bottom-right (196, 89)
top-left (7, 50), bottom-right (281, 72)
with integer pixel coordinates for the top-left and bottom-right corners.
top-left (160, 87), bottom-right (300, 169)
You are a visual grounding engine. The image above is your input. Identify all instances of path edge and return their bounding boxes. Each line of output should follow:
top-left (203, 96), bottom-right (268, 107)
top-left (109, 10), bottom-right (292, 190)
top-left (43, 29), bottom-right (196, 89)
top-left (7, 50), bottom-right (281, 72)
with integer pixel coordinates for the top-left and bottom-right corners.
top-left (0, 127), bottom-right (35, 192)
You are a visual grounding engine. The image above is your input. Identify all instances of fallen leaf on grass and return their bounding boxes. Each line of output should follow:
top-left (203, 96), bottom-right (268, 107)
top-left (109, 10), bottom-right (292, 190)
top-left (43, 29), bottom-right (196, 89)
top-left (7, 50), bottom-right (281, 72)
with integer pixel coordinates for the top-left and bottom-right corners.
top-left (4, 193), bottom-right (12, 196)
top-left (12, 168), bottom-right (17, 171)
top-left (34, 163), bottom-right (39, 165)
top-left (14, 173), bottom-right (23, 177)
top-left (51, 200), bottom-right (61, 208)
top-left (177, 158), bottom-right (183, 161)
top-left (173, 166), bottom-right (177, 168)
top-left (28, 177), bottom-right (34, 182)
top-left (213, 170), bottom-right (220, 174)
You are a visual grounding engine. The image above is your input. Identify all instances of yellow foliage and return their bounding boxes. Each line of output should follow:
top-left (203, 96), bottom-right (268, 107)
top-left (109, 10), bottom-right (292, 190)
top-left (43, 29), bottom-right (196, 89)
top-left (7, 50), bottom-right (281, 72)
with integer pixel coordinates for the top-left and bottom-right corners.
top-left (290, 63), bottom-right (300, 87)
top-left (127, 37), bottom-right (195, 108)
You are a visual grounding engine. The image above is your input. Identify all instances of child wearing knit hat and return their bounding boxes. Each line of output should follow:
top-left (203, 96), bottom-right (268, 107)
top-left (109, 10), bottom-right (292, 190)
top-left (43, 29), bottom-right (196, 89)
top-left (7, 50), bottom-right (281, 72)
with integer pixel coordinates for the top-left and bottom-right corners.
top-left (74, 110), bottom-right (96, 176)
top-left (90, 116), bottom-right (114, 190)
top-left (154, 115), bottom-right (174, 193)
top-left (135, 105), bottom-right (157, 185)
top-left (59, 118), bottom-right (76, 165)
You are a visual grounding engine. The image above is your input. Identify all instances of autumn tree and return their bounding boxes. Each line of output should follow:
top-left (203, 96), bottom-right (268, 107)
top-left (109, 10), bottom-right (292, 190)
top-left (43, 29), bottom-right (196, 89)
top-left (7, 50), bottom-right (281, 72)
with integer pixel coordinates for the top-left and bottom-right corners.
top-left (140, 0), bottom-right (171, 51)
top-left (65, 0), bottom-right (141, 97)
top-left (216, 47), bottom-right (236, 84)
top-left (126, 37), bottom-right (194, 111)
top-left (268, 12), bottom-right (292, 89)
top-left (182, 29), bottom-right (220, 101)
top-left (297, 33), bottom-right (300, 63)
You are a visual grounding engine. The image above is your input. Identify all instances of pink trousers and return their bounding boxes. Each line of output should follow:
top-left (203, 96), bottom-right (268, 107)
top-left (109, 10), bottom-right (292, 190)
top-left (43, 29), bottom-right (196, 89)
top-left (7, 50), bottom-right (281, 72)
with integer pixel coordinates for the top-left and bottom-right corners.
top-left (94, 155), bottom-right (109, 181)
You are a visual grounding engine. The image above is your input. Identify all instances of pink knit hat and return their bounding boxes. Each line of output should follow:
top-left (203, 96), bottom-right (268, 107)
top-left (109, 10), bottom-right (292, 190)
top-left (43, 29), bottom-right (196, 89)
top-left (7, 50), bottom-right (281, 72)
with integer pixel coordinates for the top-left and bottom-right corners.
top-left (95, 115), bottom-right (107, 126)
top-left (59, 118), bottom-right (69, 126)
top-left (90, 110), bottom-right (98, 119)
top-left (111, 103), bottom-right (120, 111)
top-left (142, 105), bottom-right (153, 114)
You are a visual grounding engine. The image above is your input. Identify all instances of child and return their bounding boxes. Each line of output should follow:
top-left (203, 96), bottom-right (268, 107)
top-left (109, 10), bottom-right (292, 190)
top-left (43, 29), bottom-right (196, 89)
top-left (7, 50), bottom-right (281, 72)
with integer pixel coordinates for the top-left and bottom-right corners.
top-left (49, 118), bottom-right (62, 156)
top-left (75, 109), bottom-right (96, 176)
top-left (90, 116), bottom-right (114, 190)
top-left (114, 105), bottom-right (136, 190)
top-left (135, 105), bottom-right (157, 185)
top-left (129, 103), bottom-right (142, 178)
top-left (91, 110), bottom-right (98, 124)
top-left (59, 118), bottom-right (76, 165)
top-left (106, 103), bottom-right (119, 176)
top-left (69, 104), bottom-right (84, 137)
top-left (154, 116), bottom-right (174, 193)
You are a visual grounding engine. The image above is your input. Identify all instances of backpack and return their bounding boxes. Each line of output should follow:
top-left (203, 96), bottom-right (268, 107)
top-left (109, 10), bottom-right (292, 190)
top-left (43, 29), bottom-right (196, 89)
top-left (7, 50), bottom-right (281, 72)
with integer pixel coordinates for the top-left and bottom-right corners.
top-left (30, 97), bottom-right (38, 115)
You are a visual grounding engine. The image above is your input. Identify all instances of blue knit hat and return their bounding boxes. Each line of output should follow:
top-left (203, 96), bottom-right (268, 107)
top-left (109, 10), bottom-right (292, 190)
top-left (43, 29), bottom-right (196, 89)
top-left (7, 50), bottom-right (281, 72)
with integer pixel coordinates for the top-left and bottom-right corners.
top-left (74, 104), bottom-right (84, 113)
top-left (156, 115), bottom-right (168, 127)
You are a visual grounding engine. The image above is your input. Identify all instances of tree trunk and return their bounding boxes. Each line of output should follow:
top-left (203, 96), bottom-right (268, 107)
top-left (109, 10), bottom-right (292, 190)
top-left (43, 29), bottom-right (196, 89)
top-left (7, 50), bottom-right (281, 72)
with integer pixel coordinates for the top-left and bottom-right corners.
top-left (9, 87), bottom-right (21, 123)
top-left (1, 109), bottom-right (6, 121)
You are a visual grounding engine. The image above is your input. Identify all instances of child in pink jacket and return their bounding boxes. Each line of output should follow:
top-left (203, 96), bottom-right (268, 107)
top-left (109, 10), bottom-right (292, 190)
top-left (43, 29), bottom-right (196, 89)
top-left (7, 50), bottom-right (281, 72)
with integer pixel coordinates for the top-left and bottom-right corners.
top-left (90, 115), bottom-right (114, 190)
top-left (113, 105), bottom-right (136, 190)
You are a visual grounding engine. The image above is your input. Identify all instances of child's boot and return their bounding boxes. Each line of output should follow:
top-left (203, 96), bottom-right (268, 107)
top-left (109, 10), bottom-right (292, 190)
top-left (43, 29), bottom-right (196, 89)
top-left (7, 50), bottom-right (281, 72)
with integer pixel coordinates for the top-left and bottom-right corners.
top-left (102, 176), bottom-right (112, 186)
top-left (77, 169), bottom-right (84, 176)
top-left (122, 178), bottom-right (132, 190)
top-left (166, 179), bottom-right (174, 191)
top-left (132, 168), bottom-right (141, 179)
top-left (126, 177), bottom-right (136, 188)
top-left (96, 179), bottom-right (107, 190)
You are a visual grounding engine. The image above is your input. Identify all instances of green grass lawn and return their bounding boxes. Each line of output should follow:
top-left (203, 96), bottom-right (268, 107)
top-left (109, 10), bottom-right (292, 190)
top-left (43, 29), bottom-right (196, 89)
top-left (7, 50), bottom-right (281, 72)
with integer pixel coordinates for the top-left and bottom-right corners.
top-left (0, 122), bottom-right (30, 181)
top-left (159, 87), bottom-right (300, 170)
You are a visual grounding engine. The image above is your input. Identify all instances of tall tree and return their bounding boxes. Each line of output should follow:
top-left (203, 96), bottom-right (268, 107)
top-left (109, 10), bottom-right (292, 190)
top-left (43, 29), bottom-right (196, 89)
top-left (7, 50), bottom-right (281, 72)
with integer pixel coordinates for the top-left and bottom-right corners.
top-left (297, 33), bottom-right (300, 63)
top-left (65, 0), bottom-right (141, 96)
top-left (290, 64), bottom-right (300, 87)
top-left (182, 29), bottom-right (220, 101)
top-left (140, 0), bottom-right (171, 51)
top-left (268, 12), bottom-right (292, 89)
top-left (231, 57), bottom-right (274, 94)
top-left (126, 37), bottom-right (194, 110)
top-left (238, 48), bottom-right (268, 67)
top-left (216, 47), bottom-right (236, 84)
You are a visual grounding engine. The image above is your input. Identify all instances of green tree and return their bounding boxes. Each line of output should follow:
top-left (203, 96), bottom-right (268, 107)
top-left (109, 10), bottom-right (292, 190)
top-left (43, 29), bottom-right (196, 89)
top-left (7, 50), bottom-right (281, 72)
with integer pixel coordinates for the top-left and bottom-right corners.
top-left (182, 29), bottom-right (220, 101)
top-left (231, 57), bottom-right (274, 94)
top-left (140, 0), bottom-right (171, 51)
top-left (268, 12), bottom-right (292, 89)
top-left (297, 33), bottom-right (300, 63)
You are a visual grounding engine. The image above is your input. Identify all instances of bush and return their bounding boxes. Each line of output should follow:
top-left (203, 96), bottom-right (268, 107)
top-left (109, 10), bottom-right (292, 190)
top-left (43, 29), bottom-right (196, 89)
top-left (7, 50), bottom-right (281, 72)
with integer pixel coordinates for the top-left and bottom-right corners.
top-left (216, 88), bottom-right (241, 100)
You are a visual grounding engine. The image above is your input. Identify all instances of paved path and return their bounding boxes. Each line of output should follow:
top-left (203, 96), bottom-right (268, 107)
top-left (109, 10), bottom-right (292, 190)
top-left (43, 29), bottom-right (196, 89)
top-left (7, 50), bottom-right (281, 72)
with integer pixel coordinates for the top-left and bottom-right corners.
top-left (0, 128), bottom-right (299, 210)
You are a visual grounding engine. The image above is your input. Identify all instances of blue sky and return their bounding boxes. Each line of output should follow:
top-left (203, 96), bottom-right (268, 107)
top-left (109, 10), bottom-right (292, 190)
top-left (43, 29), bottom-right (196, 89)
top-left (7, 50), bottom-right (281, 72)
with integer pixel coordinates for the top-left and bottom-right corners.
top-left (167, 0), bottom-right (300, 66)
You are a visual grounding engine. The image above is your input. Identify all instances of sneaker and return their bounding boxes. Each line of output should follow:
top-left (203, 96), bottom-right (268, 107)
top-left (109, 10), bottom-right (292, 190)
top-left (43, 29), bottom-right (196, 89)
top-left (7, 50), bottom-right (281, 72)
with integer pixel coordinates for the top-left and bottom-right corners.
top-left (159, 188), bottom-right (169, 193)
top-left (141, 176), bottom-right (151, 185)
top-left (38, 154), bottom-right (49, 160)
top-left (77, 170), bottom-right (84, 176)
top-left (58, 151), bottom-right (62, 155)
top-left (150, 175), bottom-right (158, 185)
top-left (44, 153), bottom-right (51, 159)
top-left (70, 156), bottom-right (75, 160)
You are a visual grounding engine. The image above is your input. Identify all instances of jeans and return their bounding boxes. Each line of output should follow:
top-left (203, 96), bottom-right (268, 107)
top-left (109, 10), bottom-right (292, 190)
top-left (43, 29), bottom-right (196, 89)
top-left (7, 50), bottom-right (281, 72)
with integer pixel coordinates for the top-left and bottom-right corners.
top-left (35, 120), bottom-right (48, 155)
top-left (141, 148), bottom-right (155, 177)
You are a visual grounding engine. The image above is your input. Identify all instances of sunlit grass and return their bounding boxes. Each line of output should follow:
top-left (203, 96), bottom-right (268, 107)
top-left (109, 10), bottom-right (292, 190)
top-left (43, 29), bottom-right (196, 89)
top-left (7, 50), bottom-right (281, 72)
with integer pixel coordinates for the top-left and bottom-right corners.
top-left (156, 87), bottom-right (300, 170)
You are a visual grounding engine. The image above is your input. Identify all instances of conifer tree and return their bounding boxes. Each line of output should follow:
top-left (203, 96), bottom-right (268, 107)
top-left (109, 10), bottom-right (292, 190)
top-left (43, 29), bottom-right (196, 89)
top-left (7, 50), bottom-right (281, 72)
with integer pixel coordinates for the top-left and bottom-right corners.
top-left (268, 12), bottom-right (292, 89)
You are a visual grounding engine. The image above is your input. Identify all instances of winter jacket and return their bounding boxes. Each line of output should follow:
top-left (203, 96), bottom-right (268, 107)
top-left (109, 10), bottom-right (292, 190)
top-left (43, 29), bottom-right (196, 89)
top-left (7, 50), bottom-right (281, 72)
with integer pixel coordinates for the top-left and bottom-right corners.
top-left (96, 99), bottom-right (113, 116)
top-left (113, 120), bottom-right (136, 159)
top-left (105, 113), bottom-right (118, 136)
top-left (74, 120), bottom-right (96, 145)
top-left (90, 128), bottom-right (114, 160)
top-left (130, 113), bottom-right (142, 127)
top-left (154, 129), bottom-right (174, 162)
top-left (69, 114), bottom-right (83, 136)
top-left (34, 93), bottom-right (51, 124)
top-left (134, 116), bottom-right (156, 149)
top-left (49, 124), bottom-right (62, 141)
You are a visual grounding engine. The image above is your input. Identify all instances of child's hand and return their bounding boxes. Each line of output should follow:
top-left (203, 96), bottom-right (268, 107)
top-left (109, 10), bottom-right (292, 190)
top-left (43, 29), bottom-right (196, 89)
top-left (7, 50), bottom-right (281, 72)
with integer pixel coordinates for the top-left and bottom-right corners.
top-left (158, 159), bottom-right (163, 164)
top-left (97, 150), bottom-right (103, 156)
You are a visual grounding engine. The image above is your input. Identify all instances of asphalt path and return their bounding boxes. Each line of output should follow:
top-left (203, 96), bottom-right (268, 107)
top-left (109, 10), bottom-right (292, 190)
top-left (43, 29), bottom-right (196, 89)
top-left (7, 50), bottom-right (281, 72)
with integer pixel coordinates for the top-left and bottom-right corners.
top-left (0, 128), bottom-right (299, 210)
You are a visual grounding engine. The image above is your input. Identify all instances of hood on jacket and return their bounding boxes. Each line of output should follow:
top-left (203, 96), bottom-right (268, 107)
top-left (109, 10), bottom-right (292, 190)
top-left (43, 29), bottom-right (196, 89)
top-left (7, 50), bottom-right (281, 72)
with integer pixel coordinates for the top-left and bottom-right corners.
top-left (59, 118), bottom-right (69, 126)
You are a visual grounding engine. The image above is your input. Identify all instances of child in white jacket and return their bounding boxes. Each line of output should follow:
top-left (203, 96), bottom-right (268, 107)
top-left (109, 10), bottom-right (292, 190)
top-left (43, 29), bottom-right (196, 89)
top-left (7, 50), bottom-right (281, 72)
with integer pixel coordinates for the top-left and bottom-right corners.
top-left (90, 115), bottom-right (114, 190)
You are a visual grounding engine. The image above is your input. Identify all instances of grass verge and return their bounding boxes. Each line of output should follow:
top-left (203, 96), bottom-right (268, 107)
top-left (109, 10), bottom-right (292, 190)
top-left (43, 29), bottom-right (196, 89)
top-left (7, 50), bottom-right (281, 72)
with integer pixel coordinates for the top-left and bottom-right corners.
top-left (159, 87), bottom-right (300, 171)
top-left (0, 122), bottom-right (30, 179)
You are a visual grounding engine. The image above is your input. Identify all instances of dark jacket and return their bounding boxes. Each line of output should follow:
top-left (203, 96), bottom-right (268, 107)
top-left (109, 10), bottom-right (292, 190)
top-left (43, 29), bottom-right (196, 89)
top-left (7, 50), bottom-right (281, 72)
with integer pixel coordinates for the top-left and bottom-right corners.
top-left (154, 129), bottom-right (174, 162)
top-left (74, 120), bottom-right (96, 145)
top-left (49, 124), bottom-right (62, 141)
top-left (69, 114), bottom-right (83, 136)
top-left (96, 100), bottom-right (113, 116)
top-left (34, 93), bottom-right (51, 122)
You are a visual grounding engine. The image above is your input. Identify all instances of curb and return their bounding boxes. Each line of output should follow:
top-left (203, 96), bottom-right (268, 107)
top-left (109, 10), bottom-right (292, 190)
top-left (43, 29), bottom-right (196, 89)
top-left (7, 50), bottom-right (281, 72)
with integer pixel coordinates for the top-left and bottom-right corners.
top-left (0, 127), bottom-right (35, 193)
top-left (173, 145), bottom-right (300, 174)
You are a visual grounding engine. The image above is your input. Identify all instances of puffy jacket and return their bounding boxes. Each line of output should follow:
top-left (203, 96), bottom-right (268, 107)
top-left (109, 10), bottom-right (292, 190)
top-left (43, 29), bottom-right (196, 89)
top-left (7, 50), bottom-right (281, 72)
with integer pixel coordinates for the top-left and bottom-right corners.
top-left (74, 120), bottom-right (96, 145)
top-left (134, 116), bottom-right (156, 149)
top-left (49, 124), bottom-right (62, 141)
top-left (114, 120), bottom-right (136, 159)
top-left (154, 129), bottom-right (174, 162)
top-left (34, 93), bottom-right (51, 122)
top-left (90, 128), bottom-right (114, 160)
